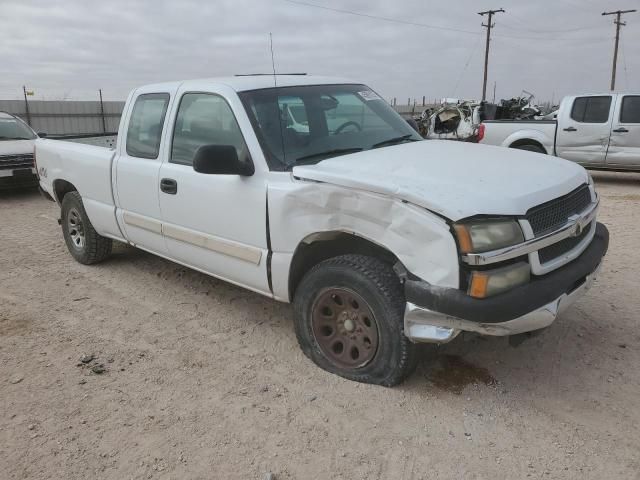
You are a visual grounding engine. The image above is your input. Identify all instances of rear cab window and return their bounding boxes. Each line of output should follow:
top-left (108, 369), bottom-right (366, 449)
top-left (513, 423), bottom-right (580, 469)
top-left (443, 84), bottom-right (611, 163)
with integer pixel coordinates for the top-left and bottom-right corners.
top-left (570, 96), bottom-right (612, 123)
top-left (126, 93), bottom-right (170, 159)
top-left (620, 96), bottom-right (640, 124)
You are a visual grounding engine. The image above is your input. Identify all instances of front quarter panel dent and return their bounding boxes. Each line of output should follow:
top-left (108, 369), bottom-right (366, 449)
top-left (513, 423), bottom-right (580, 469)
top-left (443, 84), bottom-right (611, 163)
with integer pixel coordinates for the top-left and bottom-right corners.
top-left (268, 180), bottom-right (460, 300)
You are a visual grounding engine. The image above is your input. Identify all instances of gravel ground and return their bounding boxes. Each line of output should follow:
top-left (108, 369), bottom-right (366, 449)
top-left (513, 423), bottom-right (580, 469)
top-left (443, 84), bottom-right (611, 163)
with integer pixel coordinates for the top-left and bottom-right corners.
top-left (1, 172), bottom-right (639, 480)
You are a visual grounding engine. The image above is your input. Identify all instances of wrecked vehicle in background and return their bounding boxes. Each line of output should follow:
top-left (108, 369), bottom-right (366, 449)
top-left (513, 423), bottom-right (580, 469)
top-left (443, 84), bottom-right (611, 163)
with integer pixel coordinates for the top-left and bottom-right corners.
top-left (416, 91), bottom-right (555, 142)
top-left (421, 99), bottom-right (482, 141)
top-left (492, 91), bottom-right (542, 120)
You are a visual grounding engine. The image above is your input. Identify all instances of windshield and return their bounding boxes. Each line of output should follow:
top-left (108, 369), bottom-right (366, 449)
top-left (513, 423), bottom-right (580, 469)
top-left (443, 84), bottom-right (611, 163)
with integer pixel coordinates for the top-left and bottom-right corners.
top-left (0, 114), bottom-right (37, 140)
top-left (239, 84), bottom-right (422, 170)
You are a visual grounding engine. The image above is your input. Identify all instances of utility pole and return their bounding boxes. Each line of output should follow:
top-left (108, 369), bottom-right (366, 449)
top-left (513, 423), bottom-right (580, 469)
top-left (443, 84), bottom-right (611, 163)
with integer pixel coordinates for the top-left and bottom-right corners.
top-left (602, 9), bottom-right (636, 91)
top-left (99, 89), bottom-right (107, 133)
top-left (22, 85), bottom-right (32, 126)
top-left (478, 8), bottom-right (505, 102)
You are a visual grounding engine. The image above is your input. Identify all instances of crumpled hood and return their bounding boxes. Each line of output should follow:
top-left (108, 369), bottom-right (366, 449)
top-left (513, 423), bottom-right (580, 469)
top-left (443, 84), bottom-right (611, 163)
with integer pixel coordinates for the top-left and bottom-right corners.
top-left (292, 141), bottom-right (589, 221)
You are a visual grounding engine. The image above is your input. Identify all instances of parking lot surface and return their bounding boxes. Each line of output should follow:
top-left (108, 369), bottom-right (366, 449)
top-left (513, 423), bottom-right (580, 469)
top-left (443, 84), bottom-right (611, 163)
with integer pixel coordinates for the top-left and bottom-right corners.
top-left (1, 172), bottom-right (639, 479)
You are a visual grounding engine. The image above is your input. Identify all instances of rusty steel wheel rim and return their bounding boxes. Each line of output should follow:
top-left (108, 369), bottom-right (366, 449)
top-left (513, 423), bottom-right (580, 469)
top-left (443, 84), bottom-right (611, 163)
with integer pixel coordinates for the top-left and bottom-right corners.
top-left (311, 287), bottom-right (379, 369)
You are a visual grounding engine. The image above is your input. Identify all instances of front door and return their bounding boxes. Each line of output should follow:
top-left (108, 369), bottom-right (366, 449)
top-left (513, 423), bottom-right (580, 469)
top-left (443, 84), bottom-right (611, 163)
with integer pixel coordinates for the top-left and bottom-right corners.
top-left (606, 95), bottom-right (640, 168)
top-left (158, 88), bottom-right (270, 294)
top-left (555, 95), bottom-right (613, 167)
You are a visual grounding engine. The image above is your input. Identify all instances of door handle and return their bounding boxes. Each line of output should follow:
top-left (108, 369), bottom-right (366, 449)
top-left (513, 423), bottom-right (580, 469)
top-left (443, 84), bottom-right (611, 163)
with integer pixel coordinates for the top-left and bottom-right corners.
top-left (563, 126), bottom-right (577, 132)
top-left (160, 178), bottom-right (177, 195)
top-left (613, 127), bottom-right (629, 133)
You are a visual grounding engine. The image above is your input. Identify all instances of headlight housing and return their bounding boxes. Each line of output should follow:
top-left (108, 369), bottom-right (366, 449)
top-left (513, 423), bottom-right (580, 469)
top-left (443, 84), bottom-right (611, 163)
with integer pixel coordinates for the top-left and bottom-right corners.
top-left (468, 262), bottom-right (530, 298)
top-left (453, 219), bottom-right (524, 253)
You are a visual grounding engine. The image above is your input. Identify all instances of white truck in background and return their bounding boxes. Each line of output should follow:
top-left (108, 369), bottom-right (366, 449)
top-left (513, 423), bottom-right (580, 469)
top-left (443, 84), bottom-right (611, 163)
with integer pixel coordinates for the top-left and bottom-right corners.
top-left (0, 112), bottom-right (39, 188)
top-left (35, 75), bottom-right (609, 386)
top-left (479, 93), bottom-right (640, 170)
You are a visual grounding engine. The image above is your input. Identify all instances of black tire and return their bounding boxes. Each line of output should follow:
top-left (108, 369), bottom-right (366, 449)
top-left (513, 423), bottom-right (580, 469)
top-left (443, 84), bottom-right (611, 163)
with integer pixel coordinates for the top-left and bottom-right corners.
top-left (512, 143), bottom-right (546, 154)
top-left (293, 254), bottom-right (418, 386)
top-left (60, 191), bottom-right (112, 265)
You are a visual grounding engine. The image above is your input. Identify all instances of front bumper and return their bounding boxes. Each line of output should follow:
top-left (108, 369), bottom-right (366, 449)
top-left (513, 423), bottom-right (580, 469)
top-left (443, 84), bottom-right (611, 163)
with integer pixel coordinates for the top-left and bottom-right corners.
top-left (0, 168), bottom-right (38, 189)
top-left (404, 222), bottom-right (609, 343)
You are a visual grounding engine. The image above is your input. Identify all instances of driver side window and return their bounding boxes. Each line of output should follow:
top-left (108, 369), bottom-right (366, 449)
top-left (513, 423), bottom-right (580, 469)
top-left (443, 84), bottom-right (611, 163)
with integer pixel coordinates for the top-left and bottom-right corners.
top-left (171, 93), bottom-right (248, 166)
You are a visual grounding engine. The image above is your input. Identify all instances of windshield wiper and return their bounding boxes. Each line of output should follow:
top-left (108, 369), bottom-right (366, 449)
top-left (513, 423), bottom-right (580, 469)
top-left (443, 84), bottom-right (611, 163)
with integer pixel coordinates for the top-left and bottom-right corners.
top-left (371, 134), bottom-right (418, 149)
top-left (0, 136), bottom-right (32, 140)
top-left (294, 147), bottom-right (363, 165)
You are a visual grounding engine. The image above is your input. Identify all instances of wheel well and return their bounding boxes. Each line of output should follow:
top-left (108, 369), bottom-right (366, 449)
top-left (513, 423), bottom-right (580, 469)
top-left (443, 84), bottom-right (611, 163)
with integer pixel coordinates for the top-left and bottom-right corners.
top-left (509, 139), bottom-right (547, 153)
top-left (288, 232), bottom-right (399, 301)
top-left (53, 179), bottom-right (77, 204)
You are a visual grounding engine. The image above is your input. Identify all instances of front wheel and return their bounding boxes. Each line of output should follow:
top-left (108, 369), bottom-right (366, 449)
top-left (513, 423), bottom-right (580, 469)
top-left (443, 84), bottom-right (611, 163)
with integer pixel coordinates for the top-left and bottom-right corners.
top-left (293, 254), bottom-right (418, 386)
top-left (61, 191), bottom-right (112, 265)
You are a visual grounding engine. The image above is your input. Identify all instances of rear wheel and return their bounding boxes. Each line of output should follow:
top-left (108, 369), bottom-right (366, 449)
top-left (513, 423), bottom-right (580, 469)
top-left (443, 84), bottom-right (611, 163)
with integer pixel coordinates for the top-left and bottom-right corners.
top-left (61, 192), bottom-right (112, 264)
top-left (293, 254), bottom-right (418, 386)
top-left (512, 143), bottom-right (546, 154)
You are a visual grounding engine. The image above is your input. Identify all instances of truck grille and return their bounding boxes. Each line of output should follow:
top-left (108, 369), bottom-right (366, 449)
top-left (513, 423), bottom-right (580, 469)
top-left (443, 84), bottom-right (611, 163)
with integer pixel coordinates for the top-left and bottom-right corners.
top-left (0, 153), bottom-right (34, 170)
top-left (538, 222), bottom-right (592, 264)
top-left (526, 184), bottom-right (591, 236)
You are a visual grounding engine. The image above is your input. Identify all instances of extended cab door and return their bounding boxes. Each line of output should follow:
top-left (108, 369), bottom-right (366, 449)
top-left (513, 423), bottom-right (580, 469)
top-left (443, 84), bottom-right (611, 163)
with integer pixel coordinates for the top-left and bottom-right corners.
top-left (606, 95), bottom-right (640, 168)
top-left (555, 95), bottom-right (614, 167)
top-left (157, 84), bottom-right (270, 294)
top-left (114, 89), bottom-right (175, 255)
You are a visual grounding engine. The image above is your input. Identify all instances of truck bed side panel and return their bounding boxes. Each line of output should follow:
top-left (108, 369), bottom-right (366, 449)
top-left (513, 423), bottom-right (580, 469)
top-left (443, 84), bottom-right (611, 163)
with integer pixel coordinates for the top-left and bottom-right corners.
top-left (36, 139), bottom-right (124, 241)
top-left (481, 120), bottom-right (556, 153)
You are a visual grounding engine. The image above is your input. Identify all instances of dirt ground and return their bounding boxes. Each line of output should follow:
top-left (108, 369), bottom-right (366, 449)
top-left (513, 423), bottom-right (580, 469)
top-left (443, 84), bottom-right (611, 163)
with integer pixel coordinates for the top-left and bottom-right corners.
top-left (1, 172), bottom-right (639, 480)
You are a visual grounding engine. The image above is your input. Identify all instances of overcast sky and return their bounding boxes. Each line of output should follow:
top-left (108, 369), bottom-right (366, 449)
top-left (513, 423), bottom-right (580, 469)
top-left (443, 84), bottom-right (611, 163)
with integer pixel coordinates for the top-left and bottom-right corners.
top-left (1, 0), bottom-right (638, 104)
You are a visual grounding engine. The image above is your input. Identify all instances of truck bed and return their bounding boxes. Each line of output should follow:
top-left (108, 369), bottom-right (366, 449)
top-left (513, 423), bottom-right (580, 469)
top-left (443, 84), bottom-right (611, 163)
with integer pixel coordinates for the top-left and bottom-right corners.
top-left (480, 119), bottom-right (557, 154)
top-left (482, 120), bottom-right (556, 124)
top-left (36, 139), bottom-right (123, 241)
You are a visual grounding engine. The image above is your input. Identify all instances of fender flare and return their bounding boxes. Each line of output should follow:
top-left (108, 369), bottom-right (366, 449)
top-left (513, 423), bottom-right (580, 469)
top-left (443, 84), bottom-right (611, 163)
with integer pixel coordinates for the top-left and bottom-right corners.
top-left (501, 129), bottom-right (553, 154)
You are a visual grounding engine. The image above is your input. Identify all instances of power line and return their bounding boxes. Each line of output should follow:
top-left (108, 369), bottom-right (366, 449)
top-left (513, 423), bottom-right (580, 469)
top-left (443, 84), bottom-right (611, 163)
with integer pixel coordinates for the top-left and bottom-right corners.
top-left (619, 33), bottom-right (630, 90)
top-left (451, 36), bottom-right (483, 97)
top-left (283, 0), bottom-right (609, 42)
top-left (283, 0), bottom-right (604, 41)
top-left (499, 11), bottom-right (604, 34)
top-left (283, 0), bottom-right (479, 35)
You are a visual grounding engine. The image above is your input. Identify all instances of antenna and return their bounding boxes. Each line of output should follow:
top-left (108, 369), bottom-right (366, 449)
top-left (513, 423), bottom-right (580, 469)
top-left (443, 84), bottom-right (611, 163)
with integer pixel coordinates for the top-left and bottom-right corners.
top-left (269, 33), bottom-right (277, 87)
top-left (268, 32), bottom-right (286, 165)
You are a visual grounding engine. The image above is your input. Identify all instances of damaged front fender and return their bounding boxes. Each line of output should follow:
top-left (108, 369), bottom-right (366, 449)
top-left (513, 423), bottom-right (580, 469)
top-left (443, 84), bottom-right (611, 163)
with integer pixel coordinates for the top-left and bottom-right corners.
top-left (267, 176), bottom-right (460, 301)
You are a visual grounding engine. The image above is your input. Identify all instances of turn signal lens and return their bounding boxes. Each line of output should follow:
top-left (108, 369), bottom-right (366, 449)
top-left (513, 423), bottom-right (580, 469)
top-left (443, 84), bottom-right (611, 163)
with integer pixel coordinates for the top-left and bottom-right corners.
top-left (469, 272), bottom-right (490, 298)
top-left (453, 224), bottom-right (473, 253)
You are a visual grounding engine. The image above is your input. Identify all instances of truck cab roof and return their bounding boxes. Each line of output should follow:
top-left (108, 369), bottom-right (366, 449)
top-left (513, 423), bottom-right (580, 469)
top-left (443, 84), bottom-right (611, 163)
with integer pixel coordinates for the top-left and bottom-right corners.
top-left (134, 75), bottom-right (358, 94)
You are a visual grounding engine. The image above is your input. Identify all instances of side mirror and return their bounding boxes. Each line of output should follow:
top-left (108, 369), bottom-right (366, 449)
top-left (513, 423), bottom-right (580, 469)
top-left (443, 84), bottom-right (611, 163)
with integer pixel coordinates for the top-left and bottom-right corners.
top-left (193, 144), bottom-right (254, 176)
top-left (37, 132), bottom-right (47, 138)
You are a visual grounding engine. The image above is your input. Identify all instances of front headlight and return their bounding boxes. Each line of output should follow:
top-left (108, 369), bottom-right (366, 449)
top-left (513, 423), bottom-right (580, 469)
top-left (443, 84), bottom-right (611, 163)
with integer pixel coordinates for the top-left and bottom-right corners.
top-left (453, 219), bottom-right (524, 253)
top-left (468, 262), bottom-right (530, 298)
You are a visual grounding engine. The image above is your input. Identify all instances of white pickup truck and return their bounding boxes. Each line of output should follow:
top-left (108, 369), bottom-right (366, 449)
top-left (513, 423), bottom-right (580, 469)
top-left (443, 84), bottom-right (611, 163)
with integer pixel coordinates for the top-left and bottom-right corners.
top-left (0, 112), bottom-right (39, 188)
top-left (36, 76), bottom-right (609, 386)
top-left (479, 93), bottom-right (640, 170)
